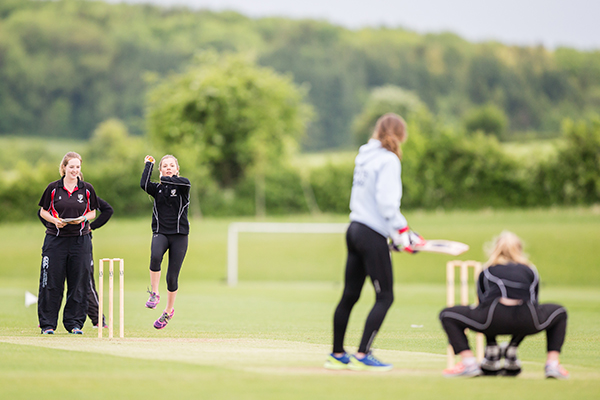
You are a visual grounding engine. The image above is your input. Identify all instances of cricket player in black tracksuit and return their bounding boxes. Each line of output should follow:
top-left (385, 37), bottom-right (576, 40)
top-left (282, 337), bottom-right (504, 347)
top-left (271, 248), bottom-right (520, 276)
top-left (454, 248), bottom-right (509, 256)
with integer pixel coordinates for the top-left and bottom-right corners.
top-left (439, 231), bottom-right (569, 379)
top-left (38, 197), bottom-right (113, 328)
top-left (140, 155), bottom-right (190, 329)
top-left (38, 152), bottom-right (98, 335)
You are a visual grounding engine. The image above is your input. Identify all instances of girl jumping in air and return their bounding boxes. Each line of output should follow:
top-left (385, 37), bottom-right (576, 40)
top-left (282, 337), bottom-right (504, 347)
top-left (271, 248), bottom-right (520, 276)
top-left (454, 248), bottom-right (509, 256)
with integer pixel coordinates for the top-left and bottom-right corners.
top-left (140, 154), bottom-right (191, 329)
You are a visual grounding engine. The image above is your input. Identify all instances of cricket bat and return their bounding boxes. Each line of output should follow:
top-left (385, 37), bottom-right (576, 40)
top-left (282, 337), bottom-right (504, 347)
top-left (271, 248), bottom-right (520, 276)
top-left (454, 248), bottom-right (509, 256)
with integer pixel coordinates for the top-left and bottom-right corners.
top-left (412, 240), bottom-right (469, 256)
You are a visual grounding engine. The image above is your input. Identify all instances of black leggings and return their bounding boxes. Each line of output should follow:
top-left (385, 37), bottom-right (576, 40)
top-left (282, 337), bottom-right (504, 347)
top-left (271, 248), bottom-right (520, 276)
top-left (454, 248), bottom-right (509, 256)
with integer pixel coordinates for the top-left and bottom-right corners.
top-left (86, 240), bottom-right (105, 326)
top-left (149, 233), bottom-right (188, 292)
top-left (333, 222), bottom-right (394, 354)
top-left (439, 300), bottom-right (567, 354)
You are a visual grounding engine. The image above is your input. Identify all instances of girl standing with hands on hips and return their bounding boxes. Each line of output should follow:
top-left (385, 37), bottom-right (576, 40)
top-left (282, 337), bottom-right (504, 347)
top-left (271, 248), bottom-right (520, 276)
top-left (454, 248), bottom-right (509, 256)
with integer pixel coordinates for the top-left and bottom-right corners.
top-left (141, 154), bottom-right (190, 329)
top-left (38, 152), bottom-right (98, 335)
top-left (325, 113), bottom-right (423, 371)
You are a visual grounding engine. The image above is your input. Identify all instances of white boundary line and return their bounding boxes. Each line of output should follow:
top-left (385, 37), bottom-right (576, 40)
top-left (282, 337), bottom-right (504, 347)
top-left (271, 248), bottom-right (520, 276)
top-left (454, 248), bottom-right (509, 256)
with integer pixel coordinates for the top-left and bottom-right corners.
top-left (227, 222), bottom-right (348, 286)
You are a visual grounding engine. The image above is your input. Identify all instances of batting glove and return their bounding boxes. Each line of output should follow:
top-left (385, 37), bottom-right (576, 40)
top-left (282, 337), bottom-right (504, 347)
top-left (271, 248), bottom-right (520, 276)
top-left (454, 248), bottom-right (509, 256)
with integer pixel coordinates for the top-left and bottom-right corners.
top-left (408, 230), bottom-right (426, 247)
top-left (391, 226), bottom-right (415, 253)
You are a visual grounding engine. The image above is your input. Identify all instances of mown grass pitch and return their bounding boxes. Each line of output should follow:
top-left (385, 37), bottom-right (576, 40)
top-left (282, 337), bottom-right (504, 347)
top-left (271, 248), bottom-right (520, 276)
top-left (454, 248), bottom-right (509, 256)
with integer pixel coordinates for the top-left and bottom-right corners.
top-left (1, 208), bottom-right (599, 399)
top-left (1, 281), bottom-right (599, 400)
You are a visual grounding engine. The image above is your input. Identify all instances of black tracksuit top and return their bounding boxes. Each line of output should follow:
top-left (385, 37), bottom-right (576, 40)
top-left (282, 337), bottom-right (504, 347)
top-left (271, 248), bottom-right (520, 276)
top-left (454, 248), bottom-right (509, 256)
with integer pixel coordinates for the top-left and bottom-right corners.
top-left (38, 197), bottom-right (113, 231)
top-left (477, 262), bottom-right (540, 306)
top-left (38, 177), bottom-right (99, 237)
top-left (140, 161), bottom-right (190, 235)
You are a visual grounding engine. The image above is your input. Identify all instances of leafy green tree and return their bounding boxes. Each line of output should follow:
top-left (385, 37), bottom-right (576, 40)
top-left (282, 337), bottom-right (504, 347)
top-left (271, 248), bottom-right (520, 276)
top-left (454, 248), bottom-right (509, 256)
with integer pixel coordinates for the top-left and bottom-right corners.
top-left (147, 52), bottom-right (313, 216)
top-left (258, 19), bottom-right (365, 150)
top-left (1, 0), bottom-right (600, 147)
top-left (463, 104), bottom-right (508, 138)
top-left (84, 119), bottom-right (149, 215)
top-left (352, 85), bottom-right (432, 145)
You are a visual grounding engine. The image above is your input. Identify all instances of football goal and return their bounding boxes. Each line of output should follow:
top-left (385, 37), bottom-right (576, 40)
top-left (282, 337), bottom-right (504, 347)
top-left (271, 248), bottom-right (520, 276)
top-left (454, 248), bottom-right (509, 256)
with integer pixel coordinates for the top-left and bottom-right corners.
top-left (227, 222), bottom-right (348, 286)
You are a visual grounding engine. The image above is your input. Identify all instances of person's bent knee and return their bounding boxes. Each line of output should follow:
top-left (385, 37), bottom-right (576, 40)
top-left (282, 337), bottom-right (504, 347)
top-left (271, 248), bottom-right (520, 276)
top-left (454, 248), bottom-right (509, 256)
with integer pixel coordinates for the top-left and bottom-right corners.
top-left (166, 277), bottom-right (179, 292)
top-left (439, 308), bottom-right (451, 321)
top-left (149, 263), bottom-right (161, 272)
top-left (149, 256), bottom-right (163, 271)
top-left (377, 291), bottom-right (394, 308)
top-left (339, 291), bottom-right (361, 307)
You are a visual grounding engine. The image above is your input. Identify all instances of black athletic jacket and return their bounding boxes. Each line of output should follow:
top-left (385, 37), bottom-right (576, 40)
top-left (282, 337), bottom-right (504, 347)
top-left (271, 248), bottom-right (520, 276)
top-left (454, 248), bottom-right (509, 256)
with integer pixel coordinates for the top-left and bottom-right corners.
top-left (477, 262), bottom-right (540, 306)
top-left (140, 161), bottom-right (190, 235)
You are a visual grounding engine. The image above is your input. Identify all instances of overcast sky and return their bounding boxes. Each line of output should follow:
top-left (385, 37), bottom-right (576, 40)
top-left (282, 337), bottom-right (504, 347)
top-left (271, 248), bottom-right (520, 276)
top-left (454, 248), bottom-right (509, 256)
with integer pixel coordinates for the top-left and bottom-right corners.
top-left (106, 0), bottom-right (600, 50)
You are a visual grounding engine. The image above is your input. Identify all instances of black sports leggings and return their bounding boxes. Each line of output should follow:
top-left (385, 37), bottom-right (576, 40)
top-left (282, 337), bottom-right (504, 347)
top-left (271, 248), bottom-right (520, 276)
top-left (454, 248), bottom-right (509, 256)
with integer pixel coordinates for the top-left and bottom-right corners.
top-left (439, 300), bottom-right (567, 354)
top-left (333, 222), bottom-right (394, 354)
top-left (149, 233), bottom-right (188, 292)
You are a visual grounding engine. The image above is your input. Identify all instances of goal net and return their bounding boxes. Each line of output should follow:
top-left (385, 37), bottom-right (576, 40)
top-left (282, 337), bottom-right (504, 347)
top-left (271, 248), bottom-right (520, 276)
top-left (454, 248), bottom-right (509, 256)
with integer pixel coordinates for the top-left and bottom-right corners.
top-left (227, 222), bottom-right (348, 286)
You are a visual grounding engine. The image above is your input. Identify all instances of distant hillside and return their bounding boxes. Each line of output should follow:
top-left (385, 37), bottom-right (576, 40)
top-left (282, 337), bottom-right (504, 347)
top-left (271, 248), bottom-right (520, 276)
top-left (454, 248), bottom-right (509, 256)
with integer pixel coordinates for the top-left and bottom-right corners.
top-left (1, 0), bottom-right (599, 149)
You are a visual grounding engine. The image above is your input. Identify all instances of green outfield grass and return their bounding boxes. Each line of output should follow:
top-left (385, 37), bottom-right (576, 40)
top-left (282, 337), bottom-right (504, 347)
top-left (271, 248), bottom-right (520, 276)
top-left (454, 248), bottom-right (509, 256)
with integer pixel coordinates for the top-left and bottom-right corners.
top-left (4, 207), bottom-right (599, 285)
top-left (1, 282), bottom-right (599, 399)
top-left (1, 208), bottom-right (599, 399)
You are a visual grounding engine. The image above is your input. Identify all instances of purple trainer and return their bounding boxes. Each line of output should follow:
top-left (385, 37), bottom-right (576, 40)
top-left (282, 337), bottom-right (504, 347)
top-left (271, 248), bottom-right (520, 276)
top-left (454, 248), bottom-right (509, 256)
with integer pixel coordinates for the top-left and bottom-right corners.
top-left (153, 309), bottom-right (175, 330)
top-left (146, 289), bottom-right (160, 309)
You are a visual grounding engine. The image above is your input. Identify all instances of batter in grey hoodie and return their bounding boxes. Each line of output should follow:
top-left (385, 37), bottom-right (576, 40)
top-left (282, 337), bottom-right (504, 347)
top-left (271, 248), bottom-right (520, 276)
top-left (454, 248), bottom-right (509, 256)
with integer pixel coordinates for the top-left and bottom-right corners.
top-left (349, 139), bottom-right (408, 238)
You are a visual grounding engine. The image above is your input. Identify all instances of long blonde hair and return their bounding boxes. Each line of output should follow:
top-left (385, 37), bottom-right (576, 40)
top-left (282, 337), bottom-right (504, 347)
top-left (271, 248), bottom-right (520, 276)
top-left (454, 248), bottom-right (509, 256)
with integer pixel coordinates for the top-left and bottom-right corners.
top-left (371, 113), bottom-right (408, 159)
top-left (59, 152), bottom-right (82, 177)
top-left (484, 231), bottom-right (532, 268)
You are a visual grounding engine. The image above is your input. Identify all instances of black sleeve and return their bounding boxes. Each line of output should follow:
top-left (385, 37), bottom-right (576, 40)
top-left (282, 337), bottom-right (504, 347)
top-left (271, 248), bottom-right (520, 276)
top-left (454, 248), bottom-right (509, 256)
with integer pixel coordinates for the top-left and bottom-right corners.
top-left (533, 268), bottom-right (540, 302)
top-left (37, 208), bottom-right (53, 229)
top-left (141, 162), bottom-right (159, 196)
top-left (86, 182), bottom-right (99, 212)
top-left (38, 182), bottom-right (55, 211)
top-left (160, 176), bottom-right (191, 196)
top-left (477, 269), bottom-right (486, 302)
top-left (90, 197), bottom-right (114, 230)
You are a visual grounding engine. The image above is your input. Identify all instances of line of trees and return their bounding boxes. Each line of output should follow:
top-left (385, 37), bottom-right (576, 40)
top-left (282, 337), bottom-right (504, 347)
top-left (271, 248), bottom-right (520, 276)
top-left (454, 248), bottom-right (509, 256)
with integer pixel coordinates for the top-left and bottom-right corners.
top-left (1, 77), bottom-right (598, 222)
top-left (1, 112), bottom-right (598, 223)
top-left (1, 0), bottom-right (600, 149)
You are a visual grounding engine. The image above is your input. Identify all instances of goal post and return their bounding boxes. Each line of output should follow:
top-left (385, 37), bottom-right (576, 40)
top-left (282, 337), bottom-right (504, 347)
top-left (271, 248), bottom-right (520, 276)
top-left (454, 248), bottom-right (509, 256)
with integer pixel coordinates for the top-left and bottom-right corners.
top-left (227, 222), bottom-right (349, 286)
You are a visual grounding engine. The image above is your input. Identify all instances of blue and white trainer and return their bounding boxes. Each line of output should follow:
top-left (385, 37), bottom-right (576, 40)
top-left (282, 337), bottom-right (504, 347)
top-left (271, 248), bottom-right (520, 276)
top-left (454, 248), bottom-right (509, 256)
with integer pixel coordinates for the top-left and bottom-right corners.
top-left (324, 353), bottom-right (351, 370)
top-left (348, 353), bottom-right (393, 371)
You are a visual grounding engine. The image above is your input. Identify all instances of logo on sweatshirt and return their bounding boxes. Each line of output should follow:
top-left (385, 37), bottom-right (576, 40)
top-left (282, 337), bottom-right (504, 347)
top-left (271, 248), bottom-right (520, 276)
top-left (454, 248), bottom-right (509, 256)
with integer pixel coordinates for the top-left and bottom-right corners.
top-left (353, 168), bottom-right (368, 186)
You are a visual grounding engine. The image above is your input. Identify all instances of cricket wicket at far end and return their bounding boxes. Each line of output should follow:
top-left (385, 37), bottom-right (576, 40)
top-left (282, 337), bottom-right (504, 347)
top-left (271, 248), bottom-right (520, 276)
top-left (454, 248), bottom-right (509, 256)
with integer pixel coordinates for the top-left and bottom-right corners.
top-left (98, 258), bottom-right (124, 339)
top-left (446, 260), bottom-right (484, 369)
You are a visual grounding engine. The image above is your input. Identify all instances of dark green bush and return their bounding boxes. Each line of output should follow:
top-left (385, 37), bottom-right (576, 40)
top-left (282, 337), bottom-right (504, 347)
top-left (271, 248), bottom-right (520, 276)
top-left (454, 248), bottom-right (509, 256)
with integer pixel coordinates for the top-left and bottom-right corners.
top-left (404, 131), bottom-right (530, 209)
top-left (533, 117), bottom-right (600, 205)
top-left (1, 115), bottom-right (599, 223)
top-left (309, 162), bottom-right (354, 214)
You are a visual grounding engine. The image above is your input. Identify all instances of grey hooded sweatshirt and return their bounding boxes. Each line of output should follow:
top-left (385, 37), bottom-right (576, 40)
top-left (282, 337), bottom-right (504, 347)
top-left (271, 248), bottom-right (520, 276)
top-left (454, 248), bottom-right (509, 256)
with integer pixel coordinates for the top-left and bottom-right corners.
top-left (349, 139), bottom-right (408, 238)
